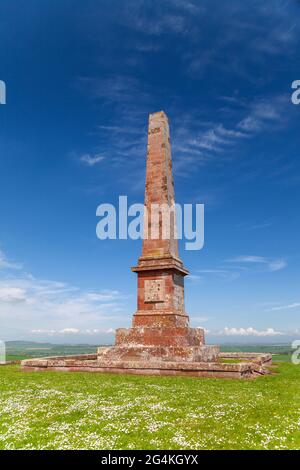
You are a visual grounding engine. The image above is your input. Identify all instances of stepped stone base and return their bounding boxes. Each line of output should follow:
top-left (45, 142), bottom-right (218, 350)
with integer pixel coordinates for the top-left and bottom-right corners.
top-left (21, 351), bottom-right (272, 380)
top-left (110, 325), bottom-right (219, 363)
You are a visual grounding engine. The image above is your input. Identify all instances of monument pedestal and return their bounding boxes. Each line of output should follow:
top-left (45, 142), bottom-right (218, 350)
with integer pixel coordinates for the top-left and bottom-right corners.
top-left (98, 262), bottom-right (219, 364)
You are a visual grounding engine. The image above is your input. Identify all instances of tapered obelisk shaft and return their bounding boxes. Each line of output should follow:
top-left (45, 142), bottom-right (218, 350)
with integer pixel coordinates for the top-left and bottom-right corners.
top-left (132, 111), bottom-right (188, 275)
top-left (142, 111), bottom-right (179, 259)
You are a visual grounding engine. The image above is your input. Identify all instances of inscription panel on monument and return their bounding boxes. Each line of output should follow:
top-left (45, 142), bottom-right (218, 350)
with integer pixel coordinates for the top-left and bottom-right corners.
top-left (144, 280), bottom-right (165, 303)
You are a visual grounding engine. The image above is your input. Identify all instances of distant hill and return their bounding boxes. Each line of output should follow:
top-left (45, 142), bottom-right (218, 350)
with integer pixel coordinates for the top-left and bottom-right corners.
top-left (220, 343), bottom-right (293, 354)
top-left (4, 340), bottom-right (293, 361)
top-left (5, 341), bottom-right (99, 360)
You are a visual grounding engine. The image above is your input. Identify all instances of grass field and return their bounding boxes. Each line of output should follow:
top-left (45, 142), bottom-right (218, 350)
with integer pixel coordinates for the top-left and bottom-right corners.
top-left (0, 361), bottom-right (299, 450)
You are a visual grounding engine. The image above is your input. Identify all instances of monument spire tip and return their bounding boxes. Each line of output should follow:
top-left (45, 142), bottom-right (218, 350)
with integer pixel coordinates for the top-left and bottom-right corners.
top-left (149, 110), bottom-right (168, 120)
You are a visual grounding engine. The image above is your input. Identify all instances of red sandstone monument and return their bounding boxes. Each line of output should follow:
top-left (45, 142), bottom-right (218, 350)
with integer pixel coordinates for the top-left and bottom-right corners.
top-left (22, 111), bottom-right (272, 378)
top-left (98, 111), bottom-right (218, 365)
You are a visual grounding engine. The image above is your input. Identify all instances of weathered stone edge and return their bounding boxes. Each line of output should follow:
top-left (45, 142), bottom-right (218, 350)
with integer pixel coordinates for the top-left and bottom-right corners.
top-left (21, 355), bottom-right (270, 372)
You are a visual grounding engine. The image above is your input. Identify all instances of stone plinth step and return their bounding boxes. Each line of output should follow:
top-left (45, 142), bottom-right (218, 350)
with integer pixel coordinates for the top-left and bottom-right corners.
top-left (115, 326), bottom-right (206, 347)
top-left (21, 352), bottom-right (272, 380)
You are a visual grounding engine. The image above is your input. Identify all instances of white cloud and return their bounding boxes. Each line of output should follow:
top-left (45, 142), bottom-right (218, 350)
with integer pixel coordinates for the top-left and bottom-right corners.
top-left (188, 123), bottom-right (248, 154)
top-left (0, 264), bottom-right (128, 340)
top-left (268, 259), bottom-right (287, 272)
top-left (268, 303), bottom-right (300, 312)
top-left (192, 128), bottom-right (228, 152)
top-left (172, 95), bottom-right (288, 173)
top-left (0, 287), bottom-right (27, 303)
top-left (78, 75), bottom-right (148, 106)
top-left (168, 0), bottom-right (201, 14)
top-left (186, 274), bottom-right (202, 283)
top-left (197, 268), bottom-right (241, 281)
top-left (84, 291), bottom-right (121, 302)
top-left (31, 327), bottom-right (115, 337)
top-left (31, 329), bottom-right (57, 335)
top-left (80, 154), bottom-right (105, 166)
top-left (237, 221), bottom-right (272, 231)
top-left (59, 328), bottom-right (80, 334)
top-left (228, 255), bottom-right (287, 272)
top-left (97, 125), bottom-right (140, 135)
top-left (219, 327), bottom-right (284, 337)
top-left (228, 255), bottom-right (265, 263)
top-left (131, 12), bottom-right (188, 36)
top-left (238, 97), bottom-right (286, 133)
top-left (238, 116), bottom-right (261, 132)
top-left (190, 316), bottom-right (209, 324)
top-left (216, 124), bottom-right (247, 139)
top-left (0, 250), bottom-right (22, 270)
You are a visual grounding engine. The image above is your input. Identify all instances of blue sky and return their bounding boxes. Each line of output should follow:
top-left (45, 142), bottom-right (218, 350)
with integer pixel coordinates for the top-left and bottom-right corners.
top-left (0, 0), bottom-right (299, 344)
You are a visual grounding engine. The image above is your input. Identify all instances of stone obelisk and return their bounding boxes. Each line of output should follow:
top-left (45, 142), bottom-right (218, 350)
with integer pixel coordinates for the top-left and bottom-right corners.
top-left (22, 111), bottom-right (272, 378)
top-left (131, 111), bottom-right (189, 331)
top-left (98, 111), bottom-right (218, 364)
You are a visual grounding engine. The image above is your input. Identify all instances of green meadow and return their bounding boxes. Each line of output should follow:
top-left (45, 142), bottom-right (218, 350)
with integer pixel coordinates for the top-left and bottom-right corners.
top-left (0, 360), bottom-right (299, 450)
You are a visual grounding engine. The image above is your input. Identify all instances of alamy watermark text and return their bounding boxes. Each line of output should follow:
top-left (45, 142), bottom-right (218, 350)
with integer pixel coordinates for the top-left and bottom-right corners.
top-left (0, 80), bottom-right (6, 105)
top-left (0, 341), bottom-right (6, 364)
top-left (292, 340), bottom-right (300, 365)
top-left (291, 80), bottom-right (300, 105)
top-left (96, 196), bottom-right (204, 251)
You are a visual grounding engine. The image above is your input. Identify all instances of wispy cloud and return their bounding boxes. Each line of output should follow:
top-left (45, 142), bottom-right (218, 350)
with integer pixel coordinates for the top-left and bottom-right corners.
top-left (237, 221), bottom-right (273, 231)
top-left (268, 259), bottom-right (287, 272)
top-left (122, 1), bottom-right (202, 37)
top-left (76, 7), bottom-right (294, 180)
top-left (78, 75), bottom-right (150, 106)
top-left (187, 274), bottom-right (203, 283)
top-left (0, 287), bottom-right (27, 303)
top-left (168, 0), bottom-right (202, 14)
top-left (228, 256), bottom-right (287, 272)
top-left (0, 250), bottom-right (22, 270)
top-left (238, 97), bottom-right (286, 132)
top-left (190, 315), bottom-right (210, 324)
top-left (134, 14), bottom-right (187, 36)
top-left (96, 125), bottom-right (140, 135)
top-left (268, 302), bottom-right (300, 312)
top-left (197, 269), bottom-right (242, 281)
top-left (197, 254), bottom-right (288, 284)
top-left (183, 124), bottom-right (248, 155)
top-left (80, 154), bottom-right (105, 166)
top-left (171, 94), bottom-right (289, 176)
top-left (229, 255), bottom-right (267, 263)
top-left (31, 327), bottom-right (115, 337)
top-left (182, 1), bottom-right (300, 77)
top-left (0, 249), bottom-right (129, 340)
